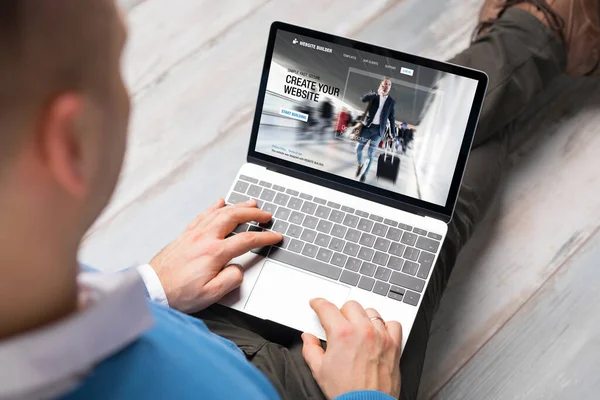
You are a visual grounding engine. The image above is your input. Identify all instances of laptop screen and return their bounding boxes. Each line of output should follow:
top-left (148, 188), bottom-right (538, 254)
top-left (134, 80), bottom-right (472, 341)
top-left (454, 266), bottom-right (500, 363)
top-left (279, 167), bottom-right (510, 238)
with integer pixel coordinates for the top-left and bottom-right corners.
top-left (251, 23), bottom-right (486, 216)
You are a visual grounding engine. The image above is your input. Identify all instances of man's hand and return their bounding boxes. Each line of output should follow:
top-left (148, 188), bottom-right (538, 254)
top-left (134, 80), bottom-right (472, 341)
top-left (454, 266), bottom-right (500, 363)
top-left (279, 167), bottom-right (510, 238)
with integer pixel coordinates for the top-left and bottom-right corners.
top-left (149, 198), bottom-right (282, 313)
top-left (302, 298), bottom-right (402, 399)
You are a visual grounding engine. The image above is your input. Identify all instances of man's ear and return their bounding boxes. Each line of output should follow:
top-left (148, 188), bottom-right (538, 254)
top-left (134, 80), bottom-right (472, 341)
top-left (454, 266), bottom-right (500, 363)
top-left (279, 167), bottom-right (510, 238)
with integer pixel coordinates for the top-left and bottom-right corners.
top-left (37, 93), bottom-right (89, 199)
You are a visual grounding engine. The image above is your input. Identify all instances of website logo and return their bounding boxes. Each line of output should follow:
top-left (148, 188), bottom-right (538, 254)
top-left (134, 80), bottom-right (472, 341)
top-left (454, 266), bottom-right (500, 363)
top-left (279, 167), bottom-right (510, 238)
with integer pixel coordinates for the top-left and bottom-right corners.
top-left (401, 67), bottom-right (414, 77)
top-left (292, 38), bottom-right (298, 44)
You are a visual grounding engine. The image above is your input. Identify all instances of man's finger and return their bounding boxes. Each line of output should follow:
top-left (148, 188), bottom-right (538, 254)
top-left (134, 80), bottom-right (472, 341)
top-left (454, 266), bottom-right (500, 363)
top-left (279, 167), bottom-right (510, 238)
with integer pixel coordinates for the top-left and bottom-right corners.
top-left (340, 300), bottom-right (369, 325)
top-left (222, 231), bottom-right (283, 260)
top-left (185, 198), bottom-right (225, 231)
top-left (198, 199), bottom-right (258, 231)
top-left (202, 263), bottom-right (244, 303)
top-left (385, 320), bottom-right (403, 346)
top-left (301, 332), bottom-right (324, 375)
top-left (207, 207), bottom-right (274, 237)
top-left (309, 298), bottom-right (348, 338)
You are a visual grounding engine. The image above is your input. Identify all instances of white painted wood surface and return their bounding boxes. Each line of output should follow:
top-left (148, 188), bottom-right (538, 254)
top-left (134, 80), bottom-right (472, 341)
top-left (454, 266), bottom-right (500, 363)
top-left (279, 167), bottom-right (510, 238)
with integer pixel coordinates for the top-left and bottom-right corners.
top-left (80, 0), bottom-right (600, 398)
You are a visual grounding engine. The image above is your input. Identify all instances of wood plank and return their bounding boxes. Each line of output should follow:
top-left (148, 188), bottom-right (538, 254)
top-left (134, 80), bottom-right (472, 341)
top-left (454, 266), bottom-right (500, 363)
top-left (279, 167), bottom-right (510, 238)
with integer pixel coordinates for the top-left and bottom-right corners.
top-left (432, 227), bottom-right (600, 399)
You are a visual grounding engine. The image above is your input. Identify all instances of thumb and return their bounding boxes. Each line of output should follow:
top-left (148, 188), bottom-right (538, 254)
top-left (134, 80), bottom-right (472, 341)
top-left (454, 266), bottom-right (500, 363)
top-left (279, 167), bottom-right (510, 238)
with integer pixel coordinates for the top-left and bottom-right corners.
top-left (301, 332), bottom-right (324, 374)
top-left (203, 264), bottom-right (244, 302)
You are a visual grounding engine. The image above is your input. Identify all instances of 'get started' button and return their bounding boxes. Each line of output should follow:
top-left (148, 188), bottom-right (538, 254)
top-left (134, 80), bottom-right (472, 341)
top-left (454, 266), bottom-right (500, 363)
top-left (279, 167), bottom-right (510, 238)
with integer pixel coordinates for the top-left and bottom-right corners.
top-left (279, 107), bottom-right (309, 122)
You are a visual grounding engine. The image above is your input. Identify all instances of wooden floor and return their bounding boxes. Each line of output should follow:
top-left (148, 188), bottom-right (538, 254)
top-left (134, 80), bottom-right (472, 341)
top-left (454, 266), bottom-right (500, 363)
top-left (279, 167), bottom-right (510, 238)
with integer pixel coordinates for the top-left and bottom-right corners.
top-left (81, 0), bottom-right (600, 398)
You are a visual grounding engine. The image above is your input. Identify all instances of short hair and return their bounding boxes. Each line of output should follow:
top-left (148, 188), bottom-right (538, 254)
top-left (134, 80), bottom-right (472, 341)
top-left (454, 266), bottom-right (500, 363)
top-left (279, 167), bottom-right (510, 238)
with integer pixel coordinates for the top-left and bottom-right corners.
top-left (0, 0), bottom-right (116, 166)
top-left (381, 77), bottom-right (392, 83)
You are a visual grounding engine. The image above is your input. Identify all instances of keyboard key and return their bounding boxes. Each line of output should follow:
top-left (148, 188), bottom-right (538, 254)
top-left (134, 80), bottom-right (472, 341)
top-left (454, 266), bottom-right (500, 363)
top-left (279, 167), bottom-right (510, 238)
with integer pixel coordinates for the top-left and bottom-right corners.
top-left (345, 257), bottom-right (362, 272)
top-left (415, 236), bottom-right (440, 253)
top-left (417, 252), bottom-right (435, 279)
top-left (413, 228), bottom-right (427, 236)
top-left (403, 247), bottom-right (420, 261)
top-left (316, 220), bottom-right (333, 234)
top-left (315, 233), bottom-right (332, 248)
top-left (301, 201), bottom-right (318, 215)
top-left (314, 197), bottom-right (327, 205)
top-left (272, 185), bottom-right (285, 192)
top-left (369, 214), bottom-right (383, 222)
top-left (373, 281), bottom-right (390, 296)
top-left (274, 193), bottom-right (290, 206)
top-left (398, 223), bottom-right (413, 231)
top-left (260, 188), bottom-right (276, 202)
top-left (389, 272), bottom-right (424, 292)
top-left (340, 270), bottom-right (360, 286)
top-left (327, 201), bottom-right (341, 209)
top-left (286, 225), bottom-right (303, 238)
top-left (427, 232), bottom-right (443, 240)
top-left (300, 229), bottom-right (317, 243)
top-left (259, 219), bottom-right (274, 230)
top-left (233, 223), bottom-right (249, 233)
top-left (272, 220), bottom-right (289, 234)
top-left (383, 218), bottom-right (398, 227)
top-left (250, 245), bottom-right (271, 256)
top-left (341, 205), bottom-right (355, 213)
top-left (259, 181), bottom-right (272, 188)
top-left (389, 242), bottom-right (406, 257)
top-left (315, 205), bottom-right (332, 219)
top-left (302, 215), bottom-right (318, 230)
top-left (274, 207), bottom-right (290, 220)
top-left (400, 232), bottom-right (418, 246)
top-left (331, 224), bottom-right (347, 238)
top-left (373, 237), bottom-right (391, 252)
top-left (345, 228), bottom-right (361, 243)
top-left (329, 210), bottom-right (345, 223)
top-left (300, 193), bottom-right (313, 201)
top-left (285, 188), bottom-right (300, 196)
top-left (247, 184), bottom-right (262, 198)
top-left (355, 210), bottom-right (369, 218)
top-left (359, 233), bottom-right (376, 247)
top-left (343, 214), bottom-right (359, 228)
top-left (374, 266), bottom-right (392, 281)
top-left (288, 239), bottom-right (304, 253)
top-left (372, 223), bottom-right (388, 237)
top-left (372, 251), bottom-right (389, 266)
top-left (289, 211), bottom-right (304, 225)
top-left (387, 256), bottom-right (404, 271)
top-left (357, 218), bottom-right (374, 232)
top-left (269, 248), bottom-right (342, 280)
top-left (358, 246), bottom-right (374, 261)
top-left (331, 252), bottom-right (348, 267)
top-left (386, 227), bottom-right (403, 242)
top-left (248, 225), bottom-right (263, 233)
top-left (359, 262), bottom-right (376, 277)
top-left (253, 199), bottom-right (265, 209)
top-left (358, 276), bottom-right (375, 291)
top-left (402, 261), bottom-right (419, 276)
top-left (228, 192), bottom-right (250, 204)
top-left (239, 175), bottom-right (258, 184)
top-left (328, 236), bottom-right (345, 251)
top-left (388, 286), bottom-right (406, 301)
top-left (274, 236), bottom-right (290, 249)
top-left (343, 242), bottom-right (360, 257)
top-left (403, 291), bottom-right (421, 306)
top-left (287, 197), bottom-right (303, 210)
top-left (301, 243), bottom-right (318, 258)
top-left (233, 180), bottom-right (250, 193)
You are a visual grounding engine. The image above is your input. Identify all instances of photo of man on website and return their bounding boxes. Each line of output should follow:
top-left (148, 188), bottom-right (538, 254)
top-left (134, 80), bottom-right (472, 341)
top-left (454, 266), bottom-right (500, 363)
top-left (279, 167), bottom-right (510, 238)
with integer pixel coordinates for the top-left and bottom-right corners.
top-left (255, 31), bottom-right (479, 206)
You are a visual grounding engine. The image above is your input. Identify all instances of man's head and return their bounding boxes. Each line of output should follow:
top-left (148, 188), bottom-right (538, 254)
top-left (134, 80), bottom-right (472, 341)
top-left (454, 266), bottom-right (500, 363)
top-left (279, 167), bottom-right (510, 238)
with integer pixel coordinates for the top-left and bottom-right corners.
top-left (0, 0), bottom-right (129, 234)
top-left (0, 0), bottom-right (130, 337)
top-left (401, 122), bottom-right (407, 129)
top-left (378, 77), bottom-right (392, 96)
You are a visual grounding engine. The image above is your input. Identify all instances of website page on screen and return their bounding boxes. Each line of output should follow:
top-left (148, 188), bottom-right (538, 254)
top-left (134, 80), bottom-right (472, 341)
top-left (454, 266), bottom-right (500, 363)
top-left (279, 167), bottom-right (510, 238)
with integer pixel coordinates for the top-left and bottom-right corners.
top-left (255, 30), bottom-right (479, 207)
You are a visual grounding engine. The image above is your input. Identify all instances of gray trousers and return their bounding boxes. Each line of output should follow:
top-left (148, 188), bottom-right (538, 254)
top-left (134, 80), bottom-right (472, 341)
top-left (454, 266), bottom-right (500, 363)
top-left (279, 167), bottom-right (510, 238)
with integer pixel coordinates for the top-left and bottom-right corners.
top-left (195, 9), bottom-right (566, 400)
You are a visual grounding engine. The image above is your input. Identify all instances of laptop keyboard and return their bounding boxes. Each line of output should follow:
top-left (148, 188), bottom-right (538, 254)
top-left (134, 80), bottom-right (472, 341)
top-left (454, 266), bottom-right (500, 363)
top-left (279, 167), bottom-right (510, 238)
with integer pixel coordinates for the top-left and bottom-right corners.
top-left (227, 175), bottom-right (442, 307)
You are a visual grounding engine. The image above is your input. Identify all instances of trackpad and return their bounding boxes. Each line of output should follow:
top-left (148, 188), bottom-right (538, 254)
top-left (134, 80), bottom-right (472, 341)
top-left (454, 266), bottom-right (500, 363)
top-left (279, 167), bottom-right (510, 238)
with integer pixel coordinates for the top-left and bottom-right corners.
top-left (245, 261), bottom-right (349, 340)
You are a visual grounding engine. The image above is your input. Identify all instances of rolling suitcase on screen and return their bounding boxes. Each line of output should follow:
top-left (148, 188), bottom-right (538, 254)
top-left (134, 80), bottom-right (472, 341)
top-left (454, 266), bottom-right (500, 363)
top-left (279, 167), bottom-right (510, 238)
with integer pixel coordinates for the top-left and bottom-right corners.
top-left (376, 138), bottom-right (400, 184)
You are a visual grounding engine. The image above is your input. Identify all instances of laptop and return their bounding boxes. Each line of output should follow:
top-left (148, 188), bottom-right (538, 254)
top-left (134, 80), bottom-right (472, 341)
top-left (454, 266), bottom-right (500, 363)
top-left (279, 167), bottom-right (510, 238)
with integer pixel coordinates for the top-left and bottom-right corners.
top-left (220, 21), bottom-right (488, 351)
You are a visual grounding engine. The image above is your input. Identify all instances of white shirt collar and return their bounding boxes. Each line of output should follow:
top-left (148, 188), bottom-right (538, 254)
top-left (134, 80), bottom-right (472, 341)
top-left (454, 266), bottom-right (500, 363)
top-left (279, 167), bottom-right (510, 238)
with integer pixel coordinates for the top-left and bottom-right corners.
top-left (0, 269), bottom-right (153, 400)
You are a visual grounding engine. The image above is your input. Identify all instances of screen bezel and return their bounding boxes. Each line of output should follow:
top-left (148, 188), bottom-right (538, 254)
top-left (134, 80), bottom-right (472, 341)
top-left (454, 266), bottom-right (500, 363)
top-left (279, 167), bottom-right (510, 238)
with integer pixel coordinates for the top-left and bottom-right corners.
top-left (247, 21), bottom-right (488, 223)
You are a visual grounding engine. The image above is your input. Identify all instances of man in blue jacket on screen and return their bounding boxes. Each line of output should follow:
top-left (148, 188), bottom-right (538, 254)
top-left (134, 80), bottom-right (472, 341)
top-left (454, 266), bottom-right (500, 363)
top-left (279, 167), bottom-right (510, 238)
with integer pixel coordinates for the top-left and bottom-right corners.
top-left (1, 0), bottom-right (599, 399)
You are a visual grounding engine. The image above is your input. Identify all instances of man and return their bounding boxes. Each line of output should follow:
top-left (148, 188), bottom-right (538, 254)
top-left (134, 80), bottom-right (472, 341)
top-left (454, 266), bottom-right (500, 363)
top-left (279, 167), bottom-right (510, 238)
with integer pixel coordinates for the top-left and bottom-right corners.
top-left (355, 77), bottom-right (397, 182)
top-left (0, 1), bottom-right (598, 400)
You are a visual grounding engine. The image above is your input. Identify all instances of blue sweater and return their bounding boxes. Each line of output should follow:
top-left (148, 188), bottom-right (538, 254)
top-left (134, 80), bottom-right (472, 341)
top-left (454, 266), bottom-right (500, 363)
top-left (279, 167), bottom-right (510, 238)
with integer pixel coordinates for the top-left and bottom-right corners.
top-left (62, 297), bottom-right (394, 400)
